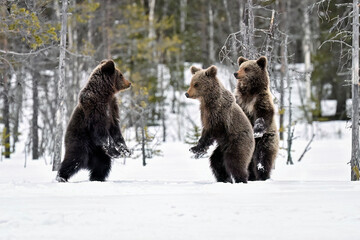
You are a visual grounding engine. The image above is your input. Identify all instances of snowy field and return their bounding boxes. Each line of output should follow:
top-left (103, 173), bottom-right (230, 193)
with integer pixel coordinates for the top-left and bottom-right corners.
top-left (0, 121), bottom-right (359, 240)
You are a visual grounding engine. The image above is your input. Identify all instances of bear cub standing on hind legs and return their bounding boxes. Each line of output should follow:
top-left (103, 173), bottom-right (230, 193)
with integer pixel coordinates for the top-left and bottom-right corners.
top-left (234, 56), bottom-right (279, 181)
top-left (185, 65), bottom-right (255, 183)
top-left (56, 59), bottom-right (131, 182)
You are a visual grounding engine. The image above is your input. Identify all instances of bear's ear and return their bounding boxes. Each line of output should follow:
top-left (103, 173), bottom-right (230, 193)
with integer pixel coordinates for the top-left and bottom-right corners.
top-left (237, 57), bottom-right (248, 66)
top-left (100, 59), bottom-right (107, 64)
top-left (205, 65), bottom-right (217, 77)
top-left (190, 66), bottom-right (201, 75)
top-left (256, 56), bottom-right (267, 70)
top-left (101, 59), bottom-right (115, 74)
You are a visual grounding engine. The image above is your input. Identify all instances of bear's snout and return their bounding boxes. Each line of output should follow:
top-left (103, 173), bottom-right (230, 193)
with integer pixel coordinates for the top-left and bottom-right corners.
top-left (234, 72), bottom-right (238, 78)
top-left (123, 79), bottom-right (132, 89)
top-left (185, 92), bottom-right (189, 98)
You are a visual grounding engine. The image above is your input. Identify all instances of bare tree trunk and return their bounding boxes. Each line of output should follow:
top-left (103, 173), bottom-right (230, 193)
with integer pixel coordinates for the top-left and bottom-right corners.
top-left (180, 0), bottom-right (187, 33)
top-left (32, 70), bottom-right (39, 160)
top-left (102, 0), bottom-right (111, 59)
top-left (303, 0), bottom-right (313, 139)
top-left (174, 0), bottom-right (187, 141)
top-left (247, 0), bottom-right (255, 59)
top-left (222, 0), bottom-right (238, 62)
top-left (66, 0), bottom-right (76, 121)
top-left (2, 36), bottom-right (10, 159)
top-left (223, 0), bottom-right (234, 34)
top-left (208, 2), bottom-right (215, 63)
top-left (159, 61), bottom-right (166, 142)
top-left (179, 0), bottom-right (186, 62)
top-left (2, 76), bottom-right (10, 159)
top-left (264, 9), bottom-right (275, 65)
top-left (279, 58), bottom-right (285, 140)
top-left (148, 0), bottom-right (157, 72)
top-left (12, 66), bottom-right (23, 152)
top-left (53, 0), bottom-right (68, 171)
top-left (141, 114), bottom-right (146, 166)
top-left (238, 0), bottom-right (246, 36)
top-left (87, 0), bottom-right (93, 74)
top-left (149, 0), bottom-right (156, 40)
top-left (87, 0), bottom-right (93, 46)
top-left (278, 0), bottom-right (288, 141)
top-left (54, 0), bottom-right (60, 19)
top-left (179, 0), bottom-right (187, 62)
top-left (238, 1), bottom-right (248, 58)
top-left (200, 0), bottom-right (209, 67)
top-left (351, 0), bottom-right (359, 181)
top-left (284, 35), bottom-right (293, 165)
top-left (238, 0), bottom-right (244, 31)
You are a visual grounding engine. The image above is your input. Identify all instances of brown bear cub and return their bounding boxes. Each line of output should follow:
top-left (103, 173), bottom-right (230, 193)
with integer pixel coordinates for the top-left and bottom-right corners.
top-left (185, 65), bottom-right (255, 183)
top-left (57, 59), bottom-right (131, 182)
top-left (234, 56), bottom-right (279, 181)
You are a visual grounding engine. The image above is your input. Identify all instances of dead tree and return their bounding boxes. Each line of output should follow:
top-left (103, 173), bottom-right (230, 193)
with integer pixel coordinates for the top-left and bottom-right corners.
top-left (52, 0), bottom-right (68, 171)
top-left (219, 2), bottom-right (276, 65)
top-left (350, 0), bottom-right (359, 181)
top-left (303, 0), bottom-right (313, 125)
top-left (32, 69), bottom-right (39, 160)
top-left (283, 35), bottom-right (294, 165)
top-left (1, 36), bottom-right (11, 159)
top-left (317, 0), bottom-right (360, 180)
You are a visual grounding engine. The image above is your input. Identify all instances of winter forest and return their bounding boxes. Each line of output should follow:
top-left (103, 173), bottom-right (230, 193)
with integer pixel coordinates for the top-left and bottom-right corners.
top-left (1, 0), bottom-right (360, 239)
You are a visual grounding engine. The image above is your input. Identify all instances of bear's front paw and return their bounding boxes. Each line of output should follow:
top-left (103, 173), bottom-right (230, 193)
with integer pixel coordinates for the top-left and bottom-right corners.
top-left (254, 118), bottom-right (266, 138)
top-left (116, 143), bottom-right (132, 157)
top-left (254, 132), bottom-right (264, 138)
top-left (102, 145), bottom-right (121, 158)
top-left (189, 146), bottom-right (206, 159)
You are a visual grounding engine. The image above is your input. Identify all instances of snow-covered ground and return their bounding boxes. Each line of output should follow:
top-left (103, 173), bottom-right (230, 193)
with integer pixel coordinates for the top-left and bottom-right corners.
top-left (1, 63), bottom-right (358, 239)
top-left (1, 121), bottom-right (359, 240)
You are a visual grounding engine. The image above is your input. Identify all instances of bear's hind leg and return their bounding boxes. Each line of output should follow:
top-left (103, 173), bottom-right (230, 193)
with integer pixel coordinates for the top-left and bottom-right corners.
top-left (256, 152), bottom-right (272, 181)
top-left (223, 148), bottom-right (249, 184)
top-left (255, 143), bottom-right (275, 181)
top-left (57, 149), bottom-right (87, 182)
top-left (247, 158), bottom-right (258, 181)
top-left (89, 150), bottom-right (112, 181)
top-left (209, 146), bottom-right (232, 183)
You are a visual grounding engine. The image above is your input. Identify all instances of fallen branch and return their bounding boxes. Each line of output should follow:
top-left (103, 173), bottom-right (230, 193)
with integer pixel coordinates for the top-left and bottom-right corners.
top-left (298, 133), bottom-right (315, 162)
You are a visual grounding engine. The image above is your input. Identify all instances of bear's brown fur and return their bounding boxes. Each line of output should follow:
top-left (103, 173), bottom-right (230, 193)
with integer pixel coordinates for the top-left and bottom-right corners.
top-left (234, 56), bottom-right (279, 181)
top-left (57, 59), bottom-right (131, 182)
top-left (186, 65), bottom-right (254, 183)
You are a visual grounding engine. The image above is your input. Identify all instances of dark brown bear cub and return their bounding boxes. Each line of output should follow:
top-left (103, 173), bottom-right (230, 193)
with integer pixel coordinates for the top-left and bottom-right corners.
top-left (234, 56), bottom-right (279, 181)
top-left (185, 65), bottom-right (254, 183)
top-left (57, 59), bottom-right (131, 182)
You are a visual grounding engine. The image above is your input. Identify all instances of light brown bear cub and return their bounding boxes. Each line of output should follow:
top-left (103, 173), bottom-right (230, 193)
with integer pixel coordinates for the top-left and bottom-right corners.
top-left (234, 56), bottom-right (279, 181)
top-left (185, 65), bottom-right (254, 183)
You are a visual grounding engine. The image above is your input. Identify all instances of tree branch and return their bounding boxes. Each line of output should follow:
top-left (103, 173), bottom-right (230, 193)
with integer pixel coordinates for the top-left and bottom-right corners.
top-left (0, 46), bottom-right (92, 58)
top-left (0, 45), bottom-right (54, 56)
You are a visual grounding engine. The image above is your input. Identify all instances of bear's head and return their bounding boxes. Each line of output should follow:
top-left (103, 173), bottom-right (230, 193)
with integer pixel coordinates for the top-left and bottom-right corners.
top-left (100, 59), bottom-right (131, 92)
top-left (233, 56), bottom-right (269, 94)
top-left (185, 65), bottom-right (219, 100)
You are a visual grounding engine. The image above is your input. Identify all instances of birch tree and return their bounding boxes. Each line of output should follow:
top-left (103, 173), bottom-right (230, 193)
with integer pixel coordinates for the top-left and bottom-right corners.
top-left (247, 0), bottom-right (255, 59)
top-left (351, 0), bottom-right (359, 181)
top-left (278, 0), bottom-right (289, 141)
top-left (208, 1), bottom-right (215, 63)
top-left (317, 0), bottom-right (359, 179)
top-left (52, 0), bottom-right (68, 171)
top-left (303, 0), bottom-right (313, 126)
